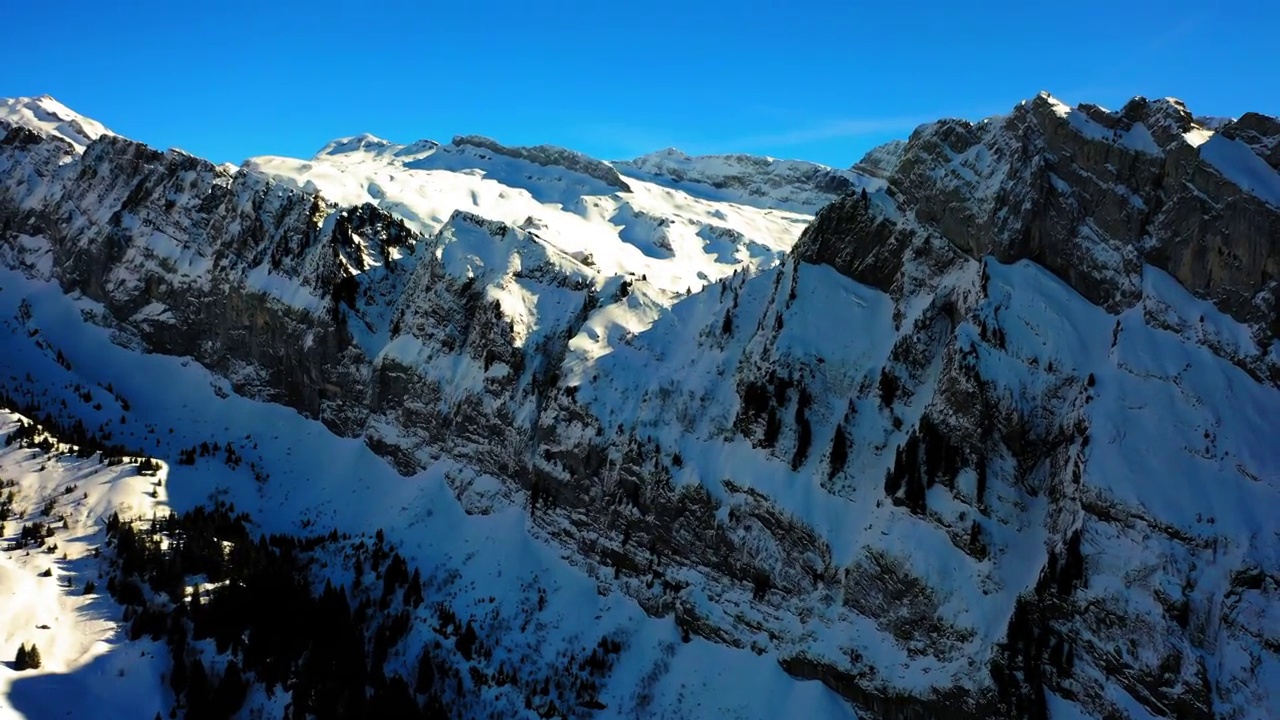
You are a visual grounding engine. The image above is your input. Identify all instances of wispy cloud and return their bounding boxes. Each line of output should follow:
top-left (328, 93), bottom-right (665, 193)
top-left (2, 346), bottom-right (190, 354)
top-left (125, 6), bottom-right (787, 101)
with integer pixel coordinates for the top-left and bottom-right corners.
top-left (571, 101), bottom-right (1017, 162)
top-left (1052, 14), bottom-right (1212, 111)
top-left (708, 99), bottom-right (1018, 153)
top-left (718, 115), bottom-right (935, 148)
top-left (567, 122), bottom-right (689, 159)
top-left (1146, 16), bottom-right (1204, 51)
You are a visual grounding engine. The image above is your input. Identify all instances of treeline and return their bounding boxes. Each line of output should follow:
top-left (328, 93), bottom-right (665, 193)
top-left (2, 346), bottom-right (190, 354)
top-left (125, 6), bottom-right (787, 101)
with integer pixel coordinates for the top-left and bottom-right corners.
top-left (989, 529), bottom-right (1086, 720)
top-left (0, 387), bottom-right (145, 465)
top-left (734, 369), bottom-right (814, 469)
top-left (106, 504), bottom-right (443, 720)
top-left (0, 391), bottom-right (627, 718)
top-left (104, 504), bottom-right (624, 719)
top-left (883, 415), bottom-right (975, 514)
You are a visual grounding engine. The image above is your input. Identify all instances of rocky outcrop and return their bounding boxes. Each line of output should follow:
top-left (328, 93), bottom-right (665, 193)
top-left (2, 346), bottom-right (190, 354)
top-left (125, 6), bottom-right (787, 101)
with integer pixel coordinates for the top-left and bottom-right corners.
top-left (851, 138), bottom-right (907, 180)
top-left (0, 121), bottom-right (420, 432)
top-left (796, 93), bottom-right (1280, 341)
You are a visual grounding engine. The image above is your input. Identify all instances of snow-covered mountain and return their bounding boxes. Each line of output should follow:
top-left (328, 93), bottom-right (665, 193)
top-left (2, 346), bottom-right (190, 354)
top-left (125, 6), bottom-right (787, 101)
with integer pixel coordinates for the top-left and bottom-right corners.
top-left (614, 147), bottom-right (875, 213)
top-left (242, 131), bottom-right (864, 298)
top-left (0, 93), bottom-right (1278, 720)
top-left (0, 95), bottom-right (115, 153)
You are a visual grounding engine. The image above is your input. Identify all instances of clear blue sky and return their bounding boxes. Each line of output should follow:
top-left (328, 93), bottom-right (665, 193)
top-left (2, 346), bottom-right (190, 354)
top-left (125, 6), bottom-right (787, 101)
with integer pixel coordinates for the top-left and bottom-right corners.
top-left (4, 0), bottom-right (1277, 168)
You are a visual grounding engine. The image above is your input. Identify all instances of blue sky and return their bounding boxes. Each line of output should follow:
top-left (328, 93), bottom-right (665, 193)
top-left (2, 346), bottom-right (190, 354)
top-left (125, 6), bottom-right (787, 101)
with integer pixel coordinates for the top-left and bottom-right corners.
top-left (4, 0), bottom-right (1277, 167)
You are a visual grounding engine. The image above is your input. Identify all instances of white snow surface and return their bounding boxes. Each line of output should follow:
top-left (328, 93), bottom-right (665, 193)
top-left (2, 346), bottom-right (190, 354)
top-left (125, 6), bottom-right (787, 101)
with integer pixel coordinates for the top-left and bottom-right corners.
top-left (0, 415), bottom-right (169, 720)
top-left (0, 96), bottom-right (115, 153)
top-left (244, 135), bottom-right (822, 299)
top-left (1199, 133), bottom-right (1280, 207)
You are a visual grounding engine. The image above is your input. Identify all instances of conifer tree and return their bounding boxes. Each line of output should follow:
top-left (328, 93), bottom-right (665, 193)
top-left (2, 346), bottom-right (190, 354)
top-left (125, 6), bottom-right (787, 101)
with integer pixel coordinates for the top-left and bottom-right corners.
top-left (828, 424), bottom-right (849, 480)
top-left (212, 660), bottom-right (247, 717)
top-left (415, 645), bottom-right (436, 695)
top-left (186, 658), bottom-right (210, 710)
top-left (169, 644), bottom-right (188, 695)
top-left (456, 619), bottom-right (478, 661)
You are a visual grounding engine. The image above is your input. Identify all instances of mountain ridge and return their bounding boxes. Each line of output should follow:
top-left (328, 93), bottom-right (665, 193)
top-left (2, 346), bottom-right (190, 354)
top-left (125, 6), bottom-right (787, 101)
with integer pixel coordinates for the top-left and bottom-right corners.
top-left (797, 91), bottom-right (1280, 350)
top-left (0, 93), bottom-right (1278, 720)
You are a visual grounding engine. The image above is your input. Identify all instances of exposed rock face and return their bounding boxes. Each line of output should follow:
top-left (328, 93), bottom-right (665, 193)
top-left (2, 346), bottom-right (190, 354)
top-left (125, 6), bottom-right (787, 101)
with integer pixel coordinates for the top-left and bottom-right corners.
top-left (850, 138), bottom-right (907, 179)
top-left (2, 95), bottom-right (1279, 720)
top-left (797, 93), bottom-right (1280, 341)
top-left (0, 127), bottom-right (409, 431)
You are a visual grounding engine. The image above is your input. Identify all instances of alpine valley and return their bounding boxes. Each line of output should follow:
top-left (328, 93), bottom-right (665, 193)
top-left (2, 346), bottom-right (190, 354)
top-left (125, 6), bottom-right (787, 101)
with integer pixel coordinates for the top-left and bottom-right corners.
top-left (0, 91), bottom-right (1277, 720)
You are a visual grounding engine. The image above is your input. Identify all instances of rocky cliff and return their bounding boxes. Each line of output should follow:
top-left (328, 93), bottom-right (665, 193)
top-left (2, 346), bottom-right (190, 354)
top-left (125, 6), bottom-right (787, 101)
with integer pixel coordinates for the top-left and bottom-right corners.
top-left (850, 138), bottom-right (907, 180)
top-left (1, 93), bottom-right (1278, 719)
top-left (797, 93), bottom-right (1280, 347)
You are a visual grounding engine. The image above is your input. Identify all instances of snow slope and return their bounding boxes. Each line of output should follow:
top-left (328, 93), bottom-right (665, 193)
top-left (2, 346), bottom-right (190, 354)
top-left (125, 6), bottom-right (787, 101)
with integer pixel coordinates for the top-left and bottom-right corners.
top-left (1200, 133), bottom-right (1280, 207)
top-left (0, 265), bottom-right (857, 719)
top-left (0, 412), bottom-right (169, 720)
top-left (551, 247), bottom-right (1280, 714)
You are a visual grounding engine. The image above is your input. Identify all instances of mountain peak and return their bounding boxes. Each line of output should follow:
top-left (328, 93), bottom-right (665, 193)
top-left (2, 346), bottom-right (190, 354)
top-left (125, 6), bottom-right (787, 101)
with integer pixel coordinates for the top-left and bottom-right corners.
top-left (798, 91), bottom-right (1280, 336)
top-left (0, 94), bottom-right (115, 152)
top-left (317, 133), bottom-right (398, 157)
